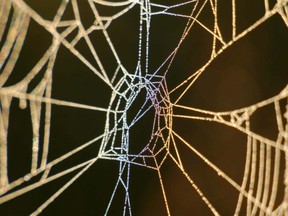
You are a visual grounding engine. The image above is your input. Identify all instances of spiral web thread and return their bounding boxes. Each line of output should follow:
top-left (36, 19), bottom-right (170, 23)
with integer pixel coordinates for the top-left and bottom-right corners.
top-left (0, 0), bottom-right (288, 215)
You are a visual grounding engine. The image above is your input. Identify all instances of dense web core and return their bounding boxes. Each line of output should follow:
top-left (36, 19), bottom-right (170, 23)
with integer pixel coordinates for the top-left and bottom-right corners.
top-left (0, 0), bottom-right (288, 215)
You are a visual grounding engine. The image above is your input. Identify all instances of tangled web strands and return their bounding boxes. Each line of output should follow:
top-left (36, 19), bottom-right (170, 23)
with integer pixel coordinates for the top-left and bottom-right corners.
top-left (0, 0), bottom-right (288, 215)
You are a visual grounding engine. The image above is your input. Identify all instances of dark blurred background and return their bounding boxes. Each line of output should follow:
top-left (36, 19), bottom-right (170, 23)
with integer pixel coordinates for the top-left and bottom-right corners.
top-left (1, 0), bottom-right (288, 215)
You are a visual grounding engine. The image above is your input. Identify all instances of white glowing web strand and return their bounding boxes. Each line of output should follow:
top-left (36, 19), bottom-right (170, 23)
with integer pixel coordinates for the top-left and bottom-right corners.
top-left (0, 0), bottom-right (287, 215)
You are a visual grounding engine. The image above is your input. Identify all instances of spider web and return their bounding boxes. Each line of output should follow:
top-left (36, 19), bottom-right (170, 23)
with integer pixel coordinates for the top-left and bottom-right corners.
top-left (0, 0), bottom-right (288, 215)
